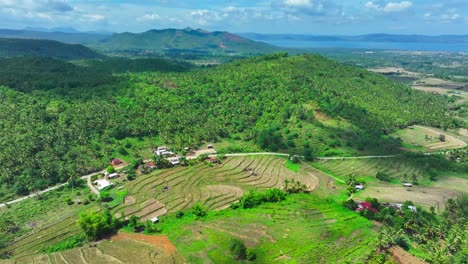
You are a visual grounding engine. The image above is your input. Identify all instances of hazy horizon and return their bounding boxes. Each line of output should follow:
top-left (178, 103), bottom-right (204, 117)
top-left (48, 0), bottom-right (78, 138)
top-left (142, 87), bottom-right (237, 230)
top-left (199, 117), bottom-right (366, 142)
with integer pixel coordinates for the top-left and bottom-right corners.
top-left (0, 1), bottom-right (467, 35)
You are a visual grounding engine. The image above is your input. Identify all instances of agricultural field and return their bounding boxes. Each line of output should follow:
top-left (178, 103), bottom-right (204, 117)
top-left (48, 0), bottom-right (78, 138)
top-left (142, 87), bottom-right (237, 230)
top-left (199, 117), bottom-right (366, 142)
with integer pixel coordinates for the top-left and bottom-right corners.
top-left (313, 158), bottom-right (426, 183)
top-left (312, 157), bottom-right (467, 211)
top-left (1, 232), bottom-right (185, 264)
top-left (0, 156), bottom-right (332, 261)
top-left (353, 172), bottom-right (467, 212)
top-left (113, 156), bottom-right (320, 222)
top-left (0, 186), bottom-right (98, 259)
top-left (163, 193), bottom-right (377, 263)
top-left (392, 125), bottom-right (467, 151)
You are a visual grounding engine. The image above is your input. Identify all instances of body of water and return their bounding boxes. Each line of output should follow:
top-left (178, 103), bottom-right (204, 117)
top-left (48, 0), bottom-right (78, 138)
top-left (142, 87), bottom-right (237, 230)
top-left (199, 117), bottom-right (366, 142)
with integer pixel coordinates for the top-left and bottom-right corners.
top-left (264, 40), bottom-right (468, 52)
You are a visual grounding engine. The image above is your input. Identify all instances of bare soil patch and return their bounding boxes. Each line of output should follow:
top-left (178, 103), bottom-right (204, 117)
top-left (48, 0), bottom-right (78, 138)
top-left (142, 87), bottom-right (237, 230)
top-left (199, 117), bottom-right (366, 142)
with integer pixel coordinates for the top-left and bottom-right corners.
top-left (391, 246), bottom-right (427, 264)
top-left (355, 184), bottom-right (461, 212)
top-left (111, 232), bottom-right (178, 255)
top-left (124, 195), bottom-right (135, 206)
top-left (460, 128), bottom-right (468, 136)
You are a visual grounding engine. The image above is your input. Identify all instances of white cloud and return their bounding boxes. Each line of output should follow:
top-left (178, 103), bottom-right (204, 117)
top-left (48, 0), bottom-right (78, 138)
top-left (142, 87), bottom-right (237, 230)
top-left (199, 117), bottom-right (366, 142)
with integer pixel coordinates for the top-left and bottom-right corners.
top-left (384, 1), bottom-right (413, 12)
top-left (283, 0), bottom-right (312, 7)
top-left (365, 1), bottom-right (413, 13)
top-left (137, 13), bottom-right (161, 22)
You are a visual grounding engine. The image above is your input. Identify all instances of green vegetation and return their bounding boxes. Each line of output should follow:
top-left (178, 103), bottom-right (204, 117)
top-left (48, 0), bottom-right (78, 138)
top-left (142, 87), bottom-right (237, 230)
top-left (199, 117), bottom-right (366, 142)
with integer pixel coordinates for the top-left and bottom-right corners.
top-left (0, 53), bottom-right (459, 202)
top-left (358, 196), bottom-right (467, 264)
top-left (285, 159), bottom-right (300, 172)
top-left (77, 210), bottom-right (121, 241)
top-left (0, 38), bottom-right (104, 60)
top-left (41, 234), bottom-right (86, 253)
top-left (87, 28), bottom-right (281, 59)
top-left (0, 185), bottom-right (96, 258)
top-left (161, 193), bottom-right (377, 263)
top-left (312, 153), bottom-right (466, 186)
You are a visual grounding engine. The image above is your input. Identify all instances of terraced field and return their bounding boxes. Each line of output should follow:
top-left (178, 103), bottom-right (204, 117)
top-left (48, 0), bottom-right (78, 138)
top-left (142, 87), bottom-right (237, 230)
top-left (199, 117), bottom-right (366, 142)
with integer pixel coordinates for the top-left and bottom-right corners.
top-left (313, 158), bottom-right (425, 182)
top-left (0, 156), bottom-right (324, 261)
top-left (1, 233), bottom-right (185, 264)
top-left (115, 156), bottom-right (319, 220)
top-left (165, 193), bottom-right (377, 263)
top-left (0, 187), bottom-right (99, 259)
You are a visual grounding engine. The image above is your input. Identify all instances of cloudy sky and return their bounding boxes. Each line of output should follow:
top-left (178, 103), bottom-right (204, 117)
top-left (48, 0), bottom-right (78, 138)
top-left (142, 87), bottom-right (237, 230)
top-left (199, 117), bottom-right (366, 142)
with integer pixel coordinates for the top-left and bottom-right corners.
top-left (0, 0), bottom-right (467, 35)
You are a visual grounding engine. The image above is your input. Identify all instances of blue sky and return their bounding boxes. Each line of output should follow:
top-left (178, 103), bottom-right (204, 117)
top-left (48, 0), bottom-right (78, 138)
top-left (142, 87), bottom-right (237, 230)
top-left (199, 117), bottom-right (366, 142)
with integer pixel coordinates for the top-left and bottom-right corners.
top-left (0, 0), bottom-right (467, 35)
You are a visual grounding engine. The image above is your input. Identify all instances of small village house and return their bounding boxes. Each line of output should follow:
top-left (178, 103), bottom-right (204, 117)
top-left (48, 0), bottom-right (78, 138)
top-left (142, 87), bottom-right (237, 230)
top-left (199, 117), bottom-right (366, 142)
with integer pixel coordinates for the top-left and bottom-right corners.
top-left (93, 179), bottom-right (112, 190)
top-left (110, 158), bottom-right (123, 166)
top-left (107, 173), bottom-right (119, 179)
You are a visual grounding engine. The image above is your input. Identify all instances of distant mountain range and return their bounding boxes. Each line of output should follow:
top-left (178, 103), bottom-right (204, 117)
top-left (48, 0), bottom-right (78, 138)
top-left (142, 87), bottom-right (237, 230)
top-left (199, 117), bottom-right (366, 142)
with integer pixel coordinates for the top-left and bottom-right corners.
top-left (0, 38), bottom-right (105, 60)
top-left (239, 33), bottom-right (468, 44)
top-left (0, 29), bottom-right (107, 44)
top-left (0, 28), bottom-right (280, 57)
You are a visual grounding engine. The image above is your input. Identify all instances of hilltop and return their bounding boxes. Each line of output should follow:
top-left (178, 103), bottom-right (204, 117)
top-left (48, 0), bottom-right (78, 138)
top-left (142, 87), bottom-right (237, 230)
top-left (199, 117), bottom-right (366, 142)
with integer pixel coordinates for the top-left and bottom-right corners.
top-left (0, 28), bottom-right (282, 59)
top-left (0, 38), bottom-right (105, 60)
top-left (89, 27), bottom-right (281, 57)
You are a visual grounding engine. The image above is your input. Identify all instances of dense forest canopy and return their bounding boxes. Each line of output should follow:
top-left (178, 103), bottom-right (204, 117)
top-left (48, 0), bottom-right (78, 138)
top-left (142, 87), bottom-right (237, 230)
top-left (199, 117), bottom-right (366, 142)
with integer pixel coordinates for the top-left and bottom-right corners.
top-left (0, 53), bottom-right (459, 201)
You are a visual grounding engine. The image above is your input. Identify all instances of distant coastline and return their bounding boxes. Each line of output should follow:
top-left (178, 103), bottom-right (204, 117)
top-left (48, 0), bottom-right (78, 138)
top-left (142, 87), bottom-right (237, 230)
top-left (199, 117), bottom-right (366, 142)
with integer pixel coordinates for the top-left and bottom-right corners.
top-left (264, 40), bottom-right (468, 52)
top-left (239, 33), bottom-right (468, 52)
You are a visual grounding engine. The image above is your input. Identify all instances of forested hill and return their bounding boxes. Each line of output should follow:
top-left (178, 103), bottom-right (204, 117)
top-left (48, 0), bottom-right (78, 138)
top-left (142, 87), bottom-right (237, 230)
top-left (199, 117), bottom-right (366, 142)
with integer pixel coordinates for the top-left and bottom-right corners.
top-left (0, 38), bottom-right (104, 60)
top-left (0, 53), bottom-right (457, 201)
top-left (0, 29), bottom-right (107, 44)
top-left (89, 27), bottom-right (281, 56)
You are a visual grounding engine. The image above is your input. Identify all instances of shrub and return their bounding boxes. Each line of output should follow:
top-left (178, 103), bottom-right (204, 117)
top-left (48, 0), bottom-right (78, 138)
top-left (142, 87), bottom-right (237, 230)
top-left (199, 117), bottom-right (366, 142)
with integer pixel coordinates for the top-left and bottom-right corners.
top-left (176, 210), bottom-right (185, 218)
top-left (77, 210), bottom-right (121, 241)
top-left (230, 239), bottom-right (247, 260)
top-left (42, 234), bottom-right (85, 253)
top-left (65, 197), bottom-right (73, 205)
top-left (376, 171), bottom-right (391, 182)
top-left (128, 215), bottom-right (144, 232)
top-left (191, 203), bottom-right (207, 218)
top-left (106, 165), bottom-right (116, 174)
top-left (283, 179), bottom-right (309, 194)
top-left (342, 199), bottom-right (358, 210)
top-left (246, 248), bottom-right (257, 261)
top-left (395, 236), bottom-right (410, 250)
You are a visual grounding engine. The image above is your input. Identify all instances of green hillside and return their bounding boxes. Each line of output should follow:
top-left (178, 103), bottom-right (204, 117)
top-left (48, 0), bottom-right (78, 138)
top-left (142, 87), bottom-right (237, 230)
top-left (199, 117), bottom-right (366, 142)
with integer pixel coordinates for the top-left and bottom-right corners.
top-left (0, 53), bottom-right (461, 201)
top-left (90, 28), bottom-right (281, 57)
top-left (0, 38), bottom-right (104, 60)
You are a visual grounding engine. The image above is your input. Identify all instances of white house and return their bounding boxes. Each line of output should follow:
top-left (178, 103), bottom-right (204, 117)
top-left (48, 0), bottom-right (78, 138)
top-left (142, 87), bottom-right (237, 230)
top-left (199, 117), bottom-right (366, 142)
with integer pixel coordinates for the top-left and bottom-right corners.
top-left (108, 173), bottom-right (119, 179)
top-left (168, 157), bottom-right (180, 165)
top-left (94, 179), bottom-right (112, 190)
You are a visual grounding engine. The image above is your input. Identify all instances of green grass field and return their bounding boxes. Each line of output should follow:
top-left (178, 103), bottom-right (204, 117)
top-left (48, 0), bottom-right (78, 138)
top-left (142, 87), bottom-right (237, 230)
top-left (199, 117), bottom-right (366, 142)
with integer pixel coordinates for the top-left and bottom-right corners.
top-left (312, 158), bottom-right (427, 184)
top-left (162, 193), bottom-right (376, 263)
top-left (0, 185), bottom-right (98, 258)
top-left (392, 126), bottom-right (467, 151)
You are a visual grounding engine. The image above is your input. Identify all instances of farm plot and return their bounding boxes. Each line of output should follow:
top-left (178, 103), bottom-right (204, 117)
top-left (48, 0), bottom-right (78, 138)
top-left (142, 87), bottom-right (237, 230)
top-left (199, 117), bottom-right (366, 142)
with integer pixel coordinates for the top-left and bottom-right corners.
top-left (313, 158), bottom-right (425, 183)
top-left (354, 175), bottom-right (467, 211)
top-left (392, 125), bottom-right (467, 151)
top-left (164, 193), bottom-right (376, 263)
top-left (1, 215), bottom-right (83, 258)
top-left (1, 233), bottom-right (185, 264)
top-left (0, 186), bottom-right (98, 259)
top-left (117, 156), bottom-right (319, 220)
